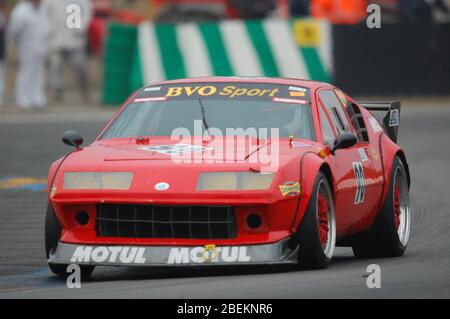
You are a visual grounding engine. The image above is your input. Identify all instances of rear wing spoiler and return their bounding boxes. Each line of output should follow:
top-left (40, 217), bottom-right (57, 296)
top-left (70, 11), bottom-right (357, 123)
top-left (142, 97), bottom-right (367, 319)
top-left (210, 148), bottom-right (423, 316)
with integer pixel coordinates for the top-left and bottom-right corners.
top-left (359, 101), bottom-right (401, 143)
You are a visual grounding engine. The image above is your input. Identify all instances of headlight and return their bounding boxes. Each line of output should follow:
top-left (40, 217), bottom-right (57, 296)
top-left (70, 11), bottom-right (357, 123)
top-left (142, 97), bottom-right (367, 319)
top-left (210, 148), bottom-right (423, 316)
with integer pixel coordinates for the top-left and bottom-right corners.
top-left (197, 172), bottom-right (274, 191)
top-left (63, 172), bottom-right (133, 190)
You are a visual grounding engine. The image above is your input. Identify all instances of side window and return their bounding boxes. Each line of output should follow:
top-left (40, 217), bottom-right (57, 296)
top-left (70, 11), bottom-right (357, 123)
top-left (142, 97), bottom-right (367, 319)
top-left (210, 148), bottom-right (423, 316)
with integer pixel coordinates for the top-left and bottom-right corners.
top-left (318, 90), bottom-right (352, 134)
top-left (319, 104), bottom-right (336, 146)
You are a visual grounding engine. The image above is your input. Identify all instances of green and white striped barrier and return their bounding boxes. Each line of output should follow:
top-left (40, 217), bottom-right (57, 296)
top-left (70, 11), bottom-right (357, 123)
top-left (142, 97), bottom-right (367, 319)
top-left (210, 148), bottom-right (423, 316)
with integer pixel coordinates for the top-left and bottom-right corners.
top-left (135, 18), bottom-right (332, 84)
top-left (103, 18), bottom-right (333, 104)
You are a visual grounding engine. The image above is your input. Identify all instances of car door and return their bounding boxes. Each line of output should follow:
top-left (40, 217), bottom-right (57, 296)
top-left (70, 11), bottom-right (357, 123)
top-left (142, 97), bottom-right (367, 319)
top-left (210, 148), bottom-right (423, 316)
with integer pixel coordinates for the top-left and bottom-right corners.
top-left (316, 88), bottom-right (371, 229)
top-left (344, 97), bottom-right (385, 226)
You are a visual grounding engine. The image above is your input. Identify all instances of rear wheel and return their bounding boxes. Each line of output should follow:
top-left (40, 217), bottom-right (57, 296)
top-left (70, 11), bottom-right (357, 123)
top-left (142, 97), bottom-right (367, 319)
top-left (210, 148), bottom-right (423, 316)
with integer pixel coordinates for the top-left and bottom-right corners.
top-left (295, 172), bottom-right (336, 269)
top-left (352, 156), bottom-right (411, 258)
top-left (45, 204), bottom-right (95, 278)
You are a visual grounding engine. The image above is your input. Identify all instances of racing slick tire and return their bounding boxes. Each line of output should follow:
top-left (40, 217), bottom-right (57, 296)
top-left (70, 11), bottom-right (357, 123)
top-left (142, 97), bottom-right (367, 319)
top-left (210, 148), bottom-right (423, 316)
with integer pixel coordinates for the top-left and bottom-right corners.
top-left (352, 156), bottom-right (411, 258)
top-left (45, 204), bottom-right (95, 278)
top-left (295, 172), bottom-right (336, 269)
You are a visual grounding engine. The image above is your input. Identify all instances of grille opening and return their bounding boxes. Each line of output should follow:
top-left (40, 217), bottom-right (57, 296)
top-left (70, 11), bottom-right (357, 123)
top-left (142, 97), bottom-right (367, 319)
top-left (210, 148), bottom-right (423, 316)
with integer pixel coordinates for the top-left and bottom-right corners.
top-left (96, 204), bottom-right (237, 239)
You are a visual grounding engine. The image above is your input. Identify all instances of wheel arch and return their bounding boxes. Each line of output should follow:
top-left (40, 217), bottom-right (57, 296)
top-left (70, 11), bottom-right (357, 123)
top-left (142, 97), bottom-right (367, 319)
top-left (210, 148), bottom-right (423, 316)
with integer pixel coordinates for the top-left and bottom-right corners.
top-left (380, 135), bottom-right (411, 199)
top-left (319, 163), bottom-right (334, 196)
top-left (290, 153), bottom-right (333, 235)
top-left (395, 150), bottom-right (411, 188)
top-left (289, 155), bottom-right (337, 268)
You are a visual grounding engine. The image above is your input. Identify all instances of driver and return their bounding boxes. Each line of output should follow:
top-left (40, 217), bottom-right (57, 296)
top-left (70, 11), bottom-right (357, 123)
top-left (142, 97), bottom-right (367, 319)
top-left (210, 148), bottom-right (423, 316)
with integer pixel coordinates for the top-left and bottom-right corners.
top-left (259, 105), bottom-right (304, 137)
top-left (283, 107), bottom-right (305, 137)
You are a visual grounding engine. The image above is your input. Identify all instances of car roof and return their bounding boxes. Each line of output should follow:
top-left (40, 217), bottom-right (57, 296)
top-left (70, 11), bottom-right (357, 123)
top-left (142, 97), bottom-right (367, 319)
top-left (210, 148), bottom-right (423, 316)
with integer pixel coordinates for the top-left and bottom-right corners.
top-left (144, 76), bottom-right (330, 90)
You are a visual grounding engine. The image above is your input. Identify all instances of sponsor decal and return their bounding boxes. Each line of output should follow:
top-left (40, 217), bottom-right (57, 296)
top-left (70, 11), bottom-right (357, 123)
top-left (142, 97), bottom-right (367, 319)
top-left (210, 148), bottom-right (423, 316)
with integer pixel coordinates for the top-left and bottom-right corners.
top-left (289, 86), bottom-right (307, 92)
top-left (134, 97), bottom-right (167, 103)
top-left (389, 109), bottom-right (399, 127)
top-left (353, 162), bottom-right (366, 204)
top-left (144, 86), bottom-right (161, 92)
top-left (289, 91), bottom-right (306, 97)
top-left (358, 148), bottom-right (369, 162)
top-left (167, 245), bottom-right (251, 264)
top-left (139, 144), bottom-right (213, 155)
top-left (70, 246), bottom-right (146, 264)
top-left (369, 117), bottom-right (383, 133)
top-left (317, 147), bottom-right (330, 159)
top-left (279, 181), bottom-right (301, 197)
top-left (272, 97), bottom-right (308, 105)
top-left (134, 83), bottom-right (310, 104)
top-left (154, 182), bottom-right (170, 191)
top-left (165, 85), bottom-right (279, 99)
top-left (201, 244), bottom-right (219, 262)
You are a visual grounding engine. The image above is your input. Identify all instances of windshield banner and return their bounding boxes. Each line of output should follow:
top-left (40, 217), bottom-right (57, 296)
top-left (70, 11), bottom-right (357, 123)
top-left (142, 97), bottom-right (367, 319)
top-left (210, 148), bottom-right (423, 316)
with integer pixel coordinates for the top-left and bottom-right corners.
top-left (134, 83), bottom-right (310, 103)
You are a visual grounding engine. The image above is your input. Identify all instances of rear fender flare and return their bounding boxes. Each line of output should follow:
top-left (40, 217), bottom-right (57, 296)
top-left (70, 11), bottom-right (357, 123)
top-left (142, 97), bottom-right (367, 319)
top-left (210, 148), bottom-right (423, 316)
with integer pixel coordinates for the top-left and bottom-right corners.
top-left (379, 134), bottom-right (411, 205)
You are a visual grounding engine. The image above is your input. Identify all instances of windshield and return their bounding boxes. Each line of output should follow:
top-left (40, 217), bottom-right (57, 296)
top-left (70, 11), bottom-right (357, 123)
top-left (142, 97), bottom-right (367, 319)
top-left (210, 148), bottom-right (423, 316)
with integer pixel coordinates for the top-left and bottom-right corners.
top-left (100, 82), bottom-right (315, 140)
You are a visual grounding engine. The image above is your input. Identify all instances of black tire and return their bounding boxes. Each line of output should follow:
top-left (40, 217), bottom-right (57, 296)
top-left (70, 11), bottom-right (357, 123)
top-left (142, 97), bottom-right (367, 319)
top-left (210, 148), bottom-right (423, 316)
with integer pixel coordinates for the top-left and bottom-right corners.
top-left (294, 172), bottom-right (336, 269)
top-left (352, 156), bottom-right (411, 258)
top-left (45, 204), bottom-right (95, 278)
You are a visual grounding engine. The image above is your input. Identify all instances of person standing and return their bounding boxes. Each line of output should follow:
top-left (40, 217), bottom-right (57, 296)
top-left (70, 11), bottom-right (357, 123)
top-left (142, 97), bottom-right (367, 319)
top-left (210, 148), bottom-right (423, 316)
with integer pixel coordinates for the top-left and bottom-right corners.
top-left (42, 0), bottom-right (93, 102)
top-left (9, 0), bottom-right (49, 110)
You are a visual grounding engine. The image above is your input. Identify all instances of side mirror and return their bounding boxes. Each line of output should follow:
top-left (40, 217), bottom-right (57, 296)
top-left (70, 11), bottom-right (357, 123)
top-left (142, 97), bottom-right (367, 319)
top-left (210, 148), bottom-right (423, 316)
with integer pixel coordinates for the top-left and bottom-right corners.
top-left (62, 130), bottom-right (83, 148)
top-left (331, 133), bottom-right (357, 153)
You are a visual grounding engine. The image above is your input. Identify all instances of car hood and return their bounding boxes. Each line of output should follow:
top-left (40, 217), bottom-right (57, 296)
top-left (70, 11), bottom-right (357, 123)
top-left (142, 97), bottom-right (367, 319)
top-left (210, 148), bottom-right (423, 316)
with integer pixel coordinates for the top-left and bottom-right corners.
top-left (55, 137), bottom-right (321, 199)
top-left (62, 136), bottom-right (319, 169)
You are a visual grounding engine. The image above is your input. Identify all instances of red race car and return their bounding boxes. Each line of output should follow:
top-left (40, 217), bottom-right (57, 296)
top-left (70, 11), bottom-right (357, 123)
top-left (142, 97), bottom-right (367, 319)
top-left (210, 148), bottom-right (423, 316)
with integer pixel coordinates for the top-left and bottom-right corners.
top-left (45, 77), bottom-right (411, 277)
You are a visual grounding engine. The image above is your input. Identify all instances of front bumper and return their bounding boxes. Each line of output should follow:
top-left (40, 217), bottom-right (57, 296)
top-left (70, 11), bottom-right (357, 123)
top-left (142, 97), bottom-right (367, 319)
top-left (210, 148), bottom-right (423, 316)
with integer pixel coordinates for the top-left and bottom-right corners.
top-left (48, 238), bottom-right (298, 267)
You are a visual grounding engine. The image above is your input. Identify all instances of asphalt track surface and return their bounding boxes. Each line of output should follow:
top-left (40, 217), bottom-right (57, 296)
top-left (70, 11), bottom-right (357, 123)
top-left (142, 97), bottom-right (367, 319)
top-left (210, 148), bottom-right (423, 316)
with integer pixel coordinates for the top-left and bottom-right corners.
top-left (0, 106), bottom-right (449, 298)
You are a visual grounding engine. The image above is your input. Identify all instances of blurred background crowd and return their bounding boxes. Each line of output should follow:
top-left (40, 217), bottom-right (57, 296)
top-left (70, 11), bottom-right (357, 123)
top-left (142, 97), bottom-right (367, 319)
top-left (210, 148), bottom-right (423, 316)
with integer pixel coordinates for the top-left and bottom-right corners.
top-left (0, 0), bottom-right (448, 112)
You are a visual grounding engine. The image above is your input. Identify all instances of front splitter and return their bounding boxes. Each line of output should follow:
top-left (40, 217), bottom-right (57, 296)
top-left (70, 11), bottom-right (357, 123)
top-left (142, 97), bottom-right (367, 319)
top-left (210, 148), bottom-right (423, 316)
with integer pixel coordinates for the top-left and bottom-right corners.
top-left (48, 239), bottom-right (298, 267)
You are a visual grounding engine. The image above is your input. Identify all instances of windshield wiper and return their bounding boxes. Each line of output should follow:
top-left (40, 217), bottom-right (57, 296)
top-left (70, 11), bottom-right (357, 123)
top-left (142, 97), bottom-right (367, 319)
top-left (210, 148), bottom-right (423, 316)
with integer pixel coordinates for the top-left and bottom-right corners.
top-left (198, 98), bottom-right (211, 136)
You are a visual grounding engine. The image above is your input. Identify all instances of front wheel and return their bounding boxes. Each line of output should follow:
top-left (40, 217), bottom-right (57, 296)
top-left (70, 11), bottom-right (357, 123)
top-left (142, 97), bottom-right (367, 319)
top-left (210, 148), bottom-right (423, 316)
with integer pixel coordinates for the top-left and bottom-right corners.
top-left (295, 172), bottom-right (336, 269)
top-left (45, 204), bottom-right (95, 278)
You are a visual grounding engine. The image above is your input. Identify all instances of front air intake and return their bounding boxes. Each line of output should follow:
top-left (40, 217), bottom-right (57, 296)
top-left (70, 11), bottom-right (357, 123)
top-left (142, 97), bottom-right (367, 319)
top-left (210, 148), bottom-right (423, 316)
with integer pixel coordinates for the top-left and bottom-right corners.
top-left (96, 204), bottom-right (237, 239)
